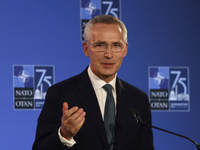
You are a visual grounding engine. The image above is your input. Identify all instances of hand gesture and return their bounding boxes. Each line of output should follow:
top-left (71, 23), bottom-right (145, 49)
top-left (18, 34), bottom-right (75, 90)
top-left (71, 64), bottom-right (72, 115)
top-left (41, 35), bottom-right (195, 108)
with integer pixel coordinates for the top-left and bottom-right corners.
top-left (60, 102), bottom-right (86, 140)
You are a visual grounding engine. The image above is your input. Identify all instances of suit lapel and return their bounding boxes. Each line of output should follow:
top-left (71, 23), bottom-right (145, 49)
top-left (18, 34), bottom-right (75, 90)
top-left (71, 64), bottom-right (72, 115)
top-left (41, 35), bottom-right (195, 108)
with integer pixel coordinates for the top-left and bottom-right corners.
top-left (114, 78), bottom-right (131, 149)
top-left (73, 69), bottom-right (133, 148)
top-left (75, 69), bottom-right (108, 147)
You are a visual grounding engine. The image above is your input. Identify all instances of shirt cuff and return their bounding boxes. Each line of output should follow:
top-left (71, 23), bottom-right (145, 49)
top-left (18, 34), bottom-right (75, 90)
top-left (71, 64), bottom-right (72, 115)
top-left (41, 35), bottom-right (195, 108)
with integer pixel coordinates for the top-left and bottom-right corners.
top-left (58, 127), bottom-right (76, 148)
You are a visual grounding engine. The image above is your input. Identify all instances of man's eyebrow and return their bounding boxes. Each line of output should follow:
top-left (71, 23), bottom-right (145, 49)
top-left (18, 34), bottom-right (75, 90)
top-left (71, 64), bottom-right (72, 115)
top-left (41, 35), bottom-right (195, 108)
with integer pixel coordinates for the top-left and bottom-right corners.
top-left (95, 41), bottom-right (122, 44)
top-left (95, 40), bottom-right (106, 43)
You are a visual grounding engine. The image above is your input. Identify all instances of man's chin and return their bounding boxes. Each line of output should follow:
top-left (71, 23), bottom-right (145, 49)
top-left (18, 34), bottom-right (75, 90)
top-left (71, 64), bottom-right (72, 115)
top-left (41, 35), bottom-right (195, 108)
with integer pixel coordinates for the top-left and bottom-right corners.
top-left (101, 72), bottom-right (116, 79)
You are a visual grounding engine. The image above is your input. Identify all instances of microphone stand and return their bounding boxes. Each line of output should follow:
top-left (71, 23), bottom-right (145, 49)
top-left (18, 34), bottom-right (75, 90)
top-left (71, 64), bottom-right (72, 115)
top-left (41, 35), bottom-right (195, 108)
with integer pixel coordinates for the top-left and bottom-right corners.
top-left (129, 109), bottom-right (200, 150)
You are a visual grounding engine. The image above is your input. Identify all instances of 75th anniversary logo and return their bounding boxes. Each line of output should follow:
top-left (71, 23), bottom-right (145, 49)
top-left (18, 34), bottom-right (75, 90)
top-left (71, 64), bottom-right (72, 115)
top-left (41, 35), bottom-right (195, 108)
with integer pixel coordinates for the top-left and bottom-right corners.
top-left (13, 65), bottom-right (54, 110)
top-left (80, 0), bottom-right (121, 41)
top-left (149, 66), bottom-right (190, 112)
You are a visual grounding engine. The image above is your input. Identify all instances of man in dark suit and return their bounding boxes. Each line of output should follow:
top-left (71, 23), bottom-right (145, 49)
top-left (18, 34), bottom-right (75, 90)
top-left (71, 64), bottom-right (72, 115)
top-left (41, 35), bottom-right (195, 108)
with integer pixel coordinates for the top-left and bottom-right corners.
top-left (32, 15), bottom-right (154, 150)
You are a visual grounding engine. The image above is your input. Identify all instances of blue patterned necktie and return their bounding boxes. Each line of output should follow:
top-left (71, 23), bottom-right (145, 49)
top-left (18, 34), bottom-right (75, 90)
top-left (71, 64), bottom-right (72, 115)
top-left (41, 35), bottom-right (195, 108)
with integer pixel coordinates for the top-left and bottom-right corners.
top-left (103, 84), bottom-right (115, 150)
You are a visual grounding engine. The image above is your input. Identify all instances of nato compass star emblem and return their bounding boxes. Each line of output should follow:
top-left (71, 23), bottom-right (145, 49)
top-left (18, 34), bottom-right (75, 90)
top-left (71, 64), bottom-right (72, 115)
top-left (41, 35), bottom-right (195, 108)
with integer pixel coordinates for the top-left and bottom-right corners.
top-left (18, 70), bottom-right (30, 83)
top-left (153, 72), bottom-right (165, 85)
top-left (85, 2), bottom-right (97, 15)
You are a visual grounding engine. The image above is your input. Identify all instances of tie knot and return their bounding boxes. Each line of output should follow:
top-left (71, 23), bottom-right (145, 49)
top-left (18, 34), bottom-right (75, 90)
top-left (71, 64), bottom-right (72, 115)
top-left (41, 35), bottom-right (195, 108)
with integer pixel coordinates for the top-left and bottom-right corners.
top-left (103, 84), bottom-right (113, 94)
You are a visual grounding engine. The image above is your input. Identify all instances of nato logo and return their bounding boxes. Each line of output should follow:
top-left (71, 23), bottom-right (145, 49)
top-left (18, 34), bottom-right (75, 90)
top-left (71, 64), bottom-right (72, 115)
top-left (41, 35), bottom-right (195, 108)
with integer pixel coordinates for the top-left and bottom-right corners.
top-left (80, 0), bottom-right (121, 41)
top-left (149, 67), bottom-right (190, 111)
top-left (13, 65), bottom-right (54, 110)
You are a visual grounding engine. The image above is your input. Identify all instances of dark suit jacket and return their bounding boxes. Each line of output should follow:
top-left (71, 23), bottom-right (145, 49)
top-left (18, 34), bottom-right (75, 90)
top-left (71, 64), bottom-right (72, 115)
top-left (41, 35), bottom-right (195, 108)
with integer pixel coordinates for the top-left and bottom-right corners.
top-left (32, 68), bottom-right (154, 150)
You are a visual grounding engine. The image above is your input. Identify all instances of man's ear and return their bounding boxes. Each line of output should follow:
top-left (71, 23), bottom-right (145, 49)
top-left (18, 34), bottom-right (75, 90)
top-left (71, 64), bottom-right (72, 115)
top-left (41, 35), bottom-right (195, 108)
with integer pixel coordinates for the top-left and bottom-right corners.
top-left (83, 42), bottom-right (90, 57)
top-left (123, 42), bottom-right (128, 57)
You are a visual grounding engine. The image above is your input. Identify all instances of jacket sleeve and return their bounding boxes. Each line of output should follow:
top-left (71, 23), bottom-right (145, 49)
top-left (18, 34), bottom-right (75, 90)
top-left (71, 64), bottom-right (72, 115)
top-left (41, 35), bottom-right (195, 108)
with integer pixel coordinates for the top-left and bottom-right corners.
top-left (32, 86), bottom-right (69, 150)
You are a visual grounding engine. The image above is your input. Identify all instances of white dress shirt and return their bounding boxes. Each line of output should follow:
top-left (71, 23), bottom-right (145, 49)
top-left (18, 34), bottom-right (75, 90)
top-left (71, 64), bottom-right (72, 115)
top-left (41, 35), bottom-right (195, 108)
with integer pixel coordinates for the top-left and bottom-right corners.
top-left (88, 65), bottom-right (117, 118)
top-left (58, 65), bottom-right (117, 147)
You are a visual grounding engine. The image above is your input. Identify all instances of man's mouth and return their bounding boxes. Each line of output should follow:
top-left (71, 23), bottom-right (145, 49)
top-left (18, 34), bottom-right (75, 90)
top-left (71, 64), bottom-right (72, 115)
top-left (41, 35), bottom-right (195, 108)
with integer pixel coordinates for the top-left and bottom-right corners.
top-left (102, 63), bottom-right (114, 67)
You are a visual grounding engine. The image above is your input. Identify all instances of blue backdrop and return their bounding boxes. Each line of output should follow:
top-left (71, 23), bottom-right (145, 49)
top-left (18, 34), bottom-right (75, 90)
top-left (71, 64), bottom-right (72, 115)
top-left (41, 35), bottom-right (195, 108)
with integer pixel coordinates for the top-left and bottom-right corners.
top-left (1, 0), bottom-right (200, 149)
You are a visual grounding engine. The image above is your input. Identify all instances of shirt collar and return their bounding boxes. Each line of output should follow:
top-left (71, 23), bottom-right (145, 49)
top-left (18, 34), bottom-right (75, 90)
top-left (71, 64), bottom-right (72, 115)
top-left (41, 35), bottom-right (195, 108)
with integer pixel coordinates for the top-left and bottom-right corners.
top-left (87, 65), bottom-right (117, 92)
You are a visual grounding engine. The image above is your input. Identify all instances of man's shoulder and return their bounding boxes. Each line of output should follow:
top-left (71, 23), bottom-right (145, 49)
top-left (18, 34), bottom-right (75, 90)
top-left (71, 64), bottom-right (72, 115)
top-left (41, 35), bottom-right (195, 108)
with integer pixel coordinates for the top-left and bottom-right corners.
top-left (49, 68), bottom-right (88, 90)
top-left (118, 78), bottom-right (147, 96)
top-left (53, 74), bottom-right (79, 88)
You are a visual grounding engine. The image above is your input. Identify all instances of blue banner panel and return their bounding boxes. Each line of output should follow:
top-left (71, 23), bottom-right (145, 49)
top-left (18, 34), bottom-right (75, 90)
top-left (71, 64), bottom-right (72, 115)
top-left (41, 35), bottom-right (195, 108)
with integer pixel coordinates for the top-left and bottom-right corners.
top-left (0, 1), bottom-right (199, 150)
top-left (149, 66), bottom-right (190, 111)
top-left (13, 65), bottom-right (54, 109)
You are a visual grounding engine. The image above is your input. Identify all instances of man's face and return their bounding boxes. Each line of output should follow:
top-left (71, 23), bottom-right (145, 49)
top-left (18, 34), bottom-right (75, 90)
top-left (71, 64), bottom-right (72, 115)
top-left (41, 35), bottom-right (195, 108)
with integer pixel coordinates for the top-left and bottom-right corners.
top-left (83, 23), bottom-right (128, 83)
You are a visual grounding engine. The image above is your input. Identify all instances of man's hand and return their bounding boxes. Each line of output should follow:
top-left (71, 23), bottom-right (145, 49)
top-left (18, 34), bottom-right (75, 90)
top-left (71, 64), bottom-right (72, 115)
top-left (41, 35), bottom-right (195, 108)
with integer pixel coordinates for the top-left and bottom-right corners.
top-left (60, 102), bottom-right (86, 140)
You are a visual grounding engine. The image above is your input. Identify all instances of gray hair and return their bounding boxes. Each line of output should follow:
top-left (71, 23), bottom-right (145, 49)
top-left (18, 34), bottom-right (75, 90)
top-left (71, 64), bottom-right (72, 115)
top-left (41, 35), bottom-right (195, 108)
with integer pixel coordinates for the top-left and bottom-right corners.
top-left (84, 15), bottom-right (128, 42)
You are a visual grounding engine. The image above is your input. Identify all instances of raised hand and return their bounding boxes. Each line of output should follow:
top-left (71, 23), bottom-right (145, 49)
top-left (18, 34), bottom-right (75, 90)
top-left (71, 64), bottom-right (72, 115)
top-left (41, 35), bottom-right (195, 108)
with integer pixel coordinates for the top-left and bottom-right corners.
top-left (60, 102), bottom-right (86, 140)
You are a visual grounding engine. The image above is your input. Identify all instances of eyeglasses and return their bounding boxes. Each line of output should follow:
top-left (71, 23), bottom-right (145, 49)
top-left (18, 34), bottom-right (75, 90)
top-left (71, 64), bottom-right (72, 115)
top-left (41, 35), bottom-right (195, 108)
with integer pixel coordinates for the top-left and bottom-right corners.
top-left (86, 41), bottom-right (125, 52)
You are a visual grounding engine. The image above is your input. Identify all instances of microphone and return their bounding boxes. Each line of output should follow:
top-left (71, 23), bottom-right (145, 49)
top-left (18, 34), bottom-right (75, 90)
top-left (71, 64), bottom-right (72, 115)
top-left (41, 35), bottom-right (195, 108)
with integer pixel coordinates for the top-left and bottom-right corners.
top-left (129, 108), bottom-right (200, 150)
top-left (104, 115), bottom-right (138, 150)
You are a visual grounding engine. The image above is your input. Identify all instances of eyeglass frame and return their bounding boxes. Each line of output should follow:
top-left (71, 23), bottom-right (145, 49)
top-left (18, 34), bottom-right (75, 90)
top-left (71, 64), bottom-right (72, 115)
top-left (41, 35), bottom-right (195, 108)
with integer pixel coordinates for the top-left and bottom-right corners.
top-left (86, 41), bottom-right (126, 52)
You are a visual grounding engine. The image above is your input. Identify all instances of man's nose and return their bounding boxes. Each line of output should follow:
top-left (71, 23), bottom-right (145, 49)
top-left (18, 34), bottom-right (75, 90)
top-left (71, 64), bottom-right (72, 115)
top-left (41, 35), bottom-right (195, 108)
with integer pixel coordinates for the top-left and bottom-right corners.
top-left (104, 46), bottom-right (113, 57)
